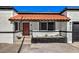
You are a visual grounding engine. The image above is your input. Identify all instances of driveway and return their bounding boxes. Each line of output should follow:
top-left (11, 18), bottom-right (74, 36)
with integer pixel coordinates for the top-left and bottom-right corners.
top-left (0, 43), bottom-right (20, 53)
top-left (0, 43), bottom-right (79, 53)
top-left (20, 43), bottom-right (79, 53)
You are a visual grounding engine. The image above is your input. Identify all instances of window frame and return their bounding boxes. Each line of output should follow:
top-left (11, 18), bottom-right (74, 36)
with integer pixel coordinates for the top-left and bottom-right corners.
top-left (39, 22), bottom-right (47, 31)
top-left (14, 22), bottom-right (20, 31)
top-left (48, 22), bottom-right (55, 31)
top-left (39, 21), bottom-right (55, 31)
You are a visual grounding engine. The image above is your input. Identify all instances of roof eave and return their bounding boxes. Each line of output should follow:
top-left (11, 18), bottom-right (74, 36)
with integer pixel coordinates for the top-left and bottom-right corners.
top-left (0, 6), bottom-right (18, 12)
top-left (60, 8), bottom-right (79, 14)
top-left (9, 19), bottom-right (70, 21)
top-left (17, 12), bottom-right (61, 14)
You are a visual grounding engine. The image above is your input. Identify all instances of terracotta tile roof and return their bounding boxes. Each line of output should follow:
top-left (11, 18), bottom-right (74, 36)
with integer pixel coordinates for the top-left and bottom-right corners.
top-left (9, 13), bottom-right (70, 21)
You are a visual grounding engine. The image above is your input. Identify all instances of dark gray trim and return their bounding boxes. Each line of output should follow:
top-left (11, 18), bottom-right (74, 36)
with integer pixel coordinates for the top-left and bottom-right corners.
top-left (0, 32), bottom-right (15, 33)
top-left (0, 6), bottom-right (13, 9)
top-left (60, 8), bottom-right (79, 14)
top-left (0, 6), bottom-right (18, 12)
top-left (0, 31), bottom-right (22, 33)
top-left (31, 30), bottom-right (72, 33)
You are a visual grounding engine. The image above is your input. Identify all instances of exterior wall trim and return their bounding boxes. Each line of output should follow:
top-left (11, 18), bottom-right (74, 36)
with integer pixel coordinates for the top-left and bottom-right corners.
top-left (31, 30), bottom-right (72, 33)
top-left (0, 6), bottom-right (18, 12)
top-left (0, 31), bottom-right (21, 33)
top-left (60, 8), bottom-right (79, 14)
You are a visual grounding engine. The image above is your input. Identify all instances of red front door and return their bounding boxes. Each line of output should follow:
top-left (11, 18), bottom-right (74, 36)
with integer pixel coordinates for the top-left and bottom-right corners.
top-left (23, 23), bottom-right (29, 35)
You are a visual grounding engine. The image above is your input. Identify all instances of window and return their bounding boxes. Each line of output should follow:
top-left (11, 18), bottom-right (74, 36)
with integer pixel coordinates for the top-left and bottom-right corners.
top-left (48, 22), bottom-right (55, 30)
top-left (40, 22), bottom-right (47, 30)
top-left (39, 22), bottom-right (55, 31)
top-left (14, 22), bottom-right (19, 31)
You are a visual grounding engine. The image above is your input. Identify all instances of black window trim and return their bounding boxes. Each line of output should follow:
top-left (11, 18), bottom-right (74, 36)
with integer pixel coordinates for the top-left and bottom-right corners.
top-left (14, 22), bottom-right (20, 31)
top-left (39, 21), bottom-right (55, 31)
top-left (48, 22), bottom-right (55, 31)
top-left (39, 22), bottom-right (47, 31)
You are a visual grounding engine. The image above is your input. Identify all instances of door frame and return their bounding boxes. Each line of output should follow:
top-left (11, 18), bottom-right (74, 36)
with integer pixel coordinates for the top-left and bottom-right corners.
top-left (22, 22), bottom-right (30, 36)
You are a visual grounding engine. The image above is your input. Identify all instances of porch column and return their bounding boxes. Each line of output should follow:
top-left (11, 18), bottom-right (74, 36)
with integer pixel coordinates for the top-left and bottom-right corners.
top-left (67, 22), bottom-right (72, 43)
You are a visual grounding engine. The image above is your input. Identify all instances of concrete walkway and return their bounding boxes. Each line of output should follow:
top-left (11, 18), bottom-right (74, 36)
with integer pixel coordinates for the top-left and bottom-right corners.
top-left (0, 36), bottom-right (30, 53)
top-left (0, 43), bottom-right (79, 53)
top-left (20, 43), bottom-right (79, 53)
top-left (0, 38), bottom-right (79, 53)
top-left (0, 37), bottom-right (23, 53)
top-left (0, 43), bottom-right (20, 53)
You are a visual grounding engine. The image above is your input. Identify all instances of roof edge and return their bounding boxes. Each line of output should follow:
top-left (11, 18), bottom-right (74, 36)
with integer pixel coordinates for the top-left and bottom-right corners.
top-left (17, 12), bottom-right (61, 14)
top-left (60, 7), bottom-right (79, 14)
top-left (0, 6), bottom-right (18, 12)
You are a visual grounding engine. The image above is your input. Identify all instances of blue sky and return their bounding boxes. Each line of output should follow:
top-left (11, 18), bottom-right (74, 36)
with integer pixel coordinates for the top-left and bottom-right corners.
top-left (14, 6), bottom-right (79, 12)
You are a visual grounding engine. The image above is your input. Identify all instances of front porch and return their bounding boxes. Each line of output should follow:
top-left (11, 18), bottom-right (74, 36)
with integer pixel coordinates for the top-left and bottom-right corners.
top-left (12, 21), bottom-right (67, 43)
top-left (9, 13), bottom-right (70, 43)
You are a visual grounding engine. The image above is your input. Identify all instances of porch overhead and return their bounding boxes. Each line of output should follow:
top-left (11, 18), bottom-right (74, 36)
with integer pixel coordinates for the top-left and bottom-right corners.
top-left (9, 13), bottom-right (70, 21)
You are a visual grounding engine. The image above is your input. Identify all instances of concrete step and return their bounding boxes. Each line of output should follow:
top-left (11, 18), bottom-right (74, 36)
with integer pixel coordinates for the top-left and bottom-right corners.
top-left (23, 36), bottom-right (31, 44)
top-left (23, 40), bottom-right (31, 44)
top-left (23, 42), bottom-right (31, 44)
top-left (14, 36), bottom-right (31, 44)
top-left (24, 37), bottom-right (31, 40)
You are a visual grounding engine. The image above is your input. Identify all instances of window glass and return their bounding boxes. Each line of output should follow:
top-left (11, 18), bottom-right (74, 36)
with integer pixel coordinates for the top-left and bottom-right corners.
top-left (40, 22), bottom-right (47, 30)
top-left (48, 22), bottom-right (55, 30)
top-left (14, 22), bottom-right (18, 31)
top-left (39, 22), bottom-right (55, 31)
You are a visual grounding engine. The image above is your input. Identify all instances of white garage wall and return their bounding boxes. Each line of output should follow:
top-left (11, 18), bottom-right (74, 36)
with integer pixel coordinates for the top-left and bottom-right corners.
top-left (0, 33), bottom-right (13, 43)
top-left (0, 10), bottom-right (14, 31)
top-left (68, 11), bottom-right (79, 43)
top-left (0, 10), bottom-right (16, 43)
top-left (62, 10), bottom-right (79, 43)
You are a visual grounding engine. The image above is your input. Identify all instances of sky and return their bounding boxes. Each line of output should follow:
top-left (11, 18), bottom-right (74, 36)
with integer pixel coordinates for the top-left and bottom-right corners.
top-left (14, 6), bottom-right (79, 12)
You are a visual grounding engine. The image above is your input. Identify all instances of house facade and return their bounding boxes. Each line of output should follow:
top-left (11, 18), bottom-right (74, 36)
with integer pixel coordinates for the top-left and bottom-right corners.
top-left (9, 13), bottom-right (69, 43)
top-left (0, 6), bottom-right (79, 44)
